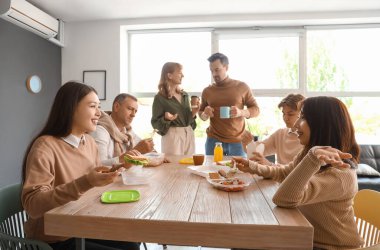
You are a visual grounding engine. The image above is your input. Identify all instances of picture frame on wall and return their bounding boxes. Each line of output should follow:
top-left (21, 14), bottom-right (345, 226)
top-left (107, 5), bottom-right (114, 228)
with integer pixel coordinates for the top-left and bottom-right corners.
top-left (83, 70), bottom-right (106, 100)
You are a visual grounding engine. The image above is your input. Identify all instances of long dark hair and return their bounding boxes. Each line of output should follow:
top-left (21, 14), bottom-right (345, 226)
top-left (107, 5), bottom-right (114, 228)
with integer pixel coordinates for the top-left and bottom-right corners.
top-left (295, 96), bottom-right (360, 165)
top-left (22, 81), bottom-right (97, 182)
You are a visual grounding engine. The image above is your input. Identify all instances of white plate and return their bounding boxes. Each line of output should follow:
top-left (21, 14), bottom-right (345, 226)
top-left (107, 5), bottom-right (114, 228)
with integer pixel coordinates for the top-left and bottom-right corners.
top-left (206, 174), bottom-right (253, 192)
top-left (187, 164), bottom-right (238, 178)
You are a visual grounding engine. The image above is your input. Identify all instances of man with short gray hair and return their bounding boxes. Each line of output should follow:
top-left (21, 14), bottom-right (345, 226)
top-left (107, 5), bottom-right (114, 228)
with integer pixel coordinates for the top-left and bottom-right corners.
top-left (91, 93), bottom-right (154, 166)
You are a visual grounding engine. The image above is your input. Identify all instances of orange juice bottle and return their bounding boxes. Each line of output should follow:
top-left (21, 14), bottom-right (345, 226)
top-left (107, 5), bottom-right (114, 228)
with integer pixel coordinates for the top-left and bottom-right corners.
top-left (214, 142), bottom-right (223, 162)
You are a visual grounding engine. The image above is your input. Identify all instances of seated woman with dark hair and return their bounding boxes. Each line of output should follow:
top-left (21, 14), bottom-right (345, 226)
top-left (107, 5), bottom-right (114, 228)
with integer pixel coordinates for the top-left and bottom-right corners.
top-left (22, 81), bottom-right (140, 250)
top-left (235, 96), bottom-right (363, 250)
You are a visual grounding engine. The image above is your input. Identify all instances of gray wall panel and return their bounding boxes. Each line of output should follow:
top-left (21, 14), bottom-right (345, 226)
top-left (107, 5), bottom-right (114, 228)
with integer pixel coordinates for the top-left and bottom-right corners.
top-left (0, 19), bottom-right (61, 187)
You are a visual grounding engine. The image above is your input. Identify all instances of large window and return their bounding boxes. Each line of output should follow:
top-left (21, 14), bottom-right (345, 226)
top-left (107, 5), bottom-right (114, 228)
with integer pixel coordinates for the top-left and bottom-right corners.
top-left (129, 31), bottom-right (211, 94)
top-left (218, 31), bottom-right (300, 89)
top-left (307, 28), bottom-right (380, 92)
top-left (127, 25), bottom-right (380, 148)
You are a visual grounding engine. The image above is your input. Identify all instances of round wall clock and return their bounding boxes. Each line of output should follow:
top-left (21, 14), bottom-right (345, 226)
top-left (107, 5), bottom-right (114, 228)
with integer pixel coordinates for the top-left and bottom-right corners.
top-left (26, 75), bottom-right (42, 94)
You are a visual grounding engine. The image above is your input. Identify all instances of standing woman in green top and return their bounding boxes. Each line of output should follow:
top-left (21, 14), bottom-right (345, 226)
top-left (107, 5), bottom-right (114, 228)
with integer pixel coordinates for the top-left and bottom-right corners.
top-left (151, 62), bottom-right (199, 155)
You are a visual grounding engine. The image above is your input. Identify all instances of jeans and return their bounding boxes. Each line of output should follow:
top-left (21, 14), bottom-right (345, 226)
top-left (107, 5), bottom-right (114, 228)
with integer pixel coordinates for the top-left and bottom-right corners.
top-left (205, 137), bottom-right (246, 157)
top-left (49, 238), bottom-right (140, 250)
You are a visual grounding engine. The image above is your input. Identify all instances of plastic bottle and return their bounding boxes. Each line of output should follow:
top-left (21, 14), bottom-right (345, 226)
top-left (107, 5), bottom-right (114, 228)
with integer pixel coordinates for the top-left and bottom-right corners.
top-left (214, 142), bottom-right (223, 162)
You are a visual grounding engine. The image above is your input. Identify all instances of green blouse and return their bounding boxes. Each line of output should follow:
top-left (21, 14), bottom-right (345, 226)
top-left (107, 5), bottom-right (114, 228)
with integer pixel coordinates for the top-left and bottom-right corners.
top-left (151, 91), bottom-right (196, 136)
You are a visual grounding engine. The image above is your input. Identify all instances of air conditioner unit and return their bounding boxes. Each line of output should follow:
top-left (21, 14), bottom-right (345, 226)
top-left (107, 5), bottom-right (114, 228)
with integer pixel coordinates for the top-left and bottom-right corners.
top-left (0, 0), bottom-right (59, 39)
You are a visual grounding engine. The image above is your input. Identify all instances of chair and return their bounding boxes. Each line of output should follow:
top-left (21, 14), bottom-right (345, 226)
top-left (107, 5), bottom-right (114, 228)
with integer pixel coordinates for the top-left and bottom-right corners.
top-left (0, 183), bottom-right (53, 249)
top-left (353, 189), bottom-right (380, 249)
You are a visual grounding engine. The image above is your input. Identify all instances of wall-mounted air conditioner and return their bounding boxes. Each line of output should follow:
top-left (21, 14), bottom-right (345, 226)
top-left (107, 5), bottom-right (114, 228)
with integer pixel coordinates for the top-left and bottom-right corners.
top-left (0, 0), bottom-right (64, 47)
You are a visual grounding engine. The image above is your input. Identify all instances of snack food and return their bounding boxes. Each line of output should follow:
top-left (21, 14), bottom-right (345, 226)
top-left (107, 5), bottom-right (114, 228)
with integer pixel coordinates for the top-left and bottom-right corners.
top-left (208, 172), bottom-right (221, 179)
top-left (96, 166), bottom-right (113, 173)
top-left (207, 175), bottom-right (252, 192)
top-left (124, 155), bottom-right (149, 165)
top-left (216, 161), bottom-right (233, 167)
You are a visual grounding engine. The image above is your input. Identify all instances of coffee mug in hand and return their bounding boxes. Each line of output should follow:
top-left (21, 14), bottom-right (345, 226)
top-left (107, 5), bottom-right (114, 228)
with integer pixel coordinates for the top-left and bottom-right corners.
top-left (193, 154), bottom-right (205, 166)
top-left (220, 106), bottom-right (230, 119)
top-left (191, 96), bottom-right (199, 109)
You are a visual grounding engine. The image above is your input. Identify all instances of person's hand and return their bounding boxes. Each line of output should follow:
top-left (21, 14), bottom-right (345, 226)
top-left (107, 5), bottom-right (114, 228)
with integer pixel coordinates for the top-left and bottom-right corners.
top-left (204, 106), bottom-right (214, 117)
top-left (312, 146), bottom-right (352, 168)
top-left (230, 106), bottom-right (242, 118)
top-left (119, 150), bottom-right (141, 168)
top-left (242, 131), bottom-right (254, 145)
top-left (191, 101), bottom-right (200, 117)
top-left (134, 138), bottom-right (154, 154)
top-left (232, 157), bottom-right (251, 173)
top-left (165, 112), bottom-right (178, 121)
top-left (230, 106), bottom-right (250, 118)
top-left (250, 152), bottom-right (272, 165)
top-left (86, 166), bottom-right (120, 187)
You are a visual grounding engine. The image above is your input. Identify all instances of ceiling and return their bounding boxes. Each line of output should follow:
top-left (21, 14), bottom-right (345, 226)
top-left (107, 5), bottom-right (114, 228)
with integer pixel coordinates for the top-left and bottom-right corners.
top-left (28, 0), bottom-right (380, 23)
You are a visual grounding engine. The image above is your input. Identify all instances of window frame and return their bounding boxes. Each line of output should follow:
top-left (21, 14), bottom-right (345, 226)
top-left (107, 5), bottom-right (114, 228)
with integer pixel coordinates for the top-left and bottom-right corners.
top-left (126, 23), bottom-right (380, 99)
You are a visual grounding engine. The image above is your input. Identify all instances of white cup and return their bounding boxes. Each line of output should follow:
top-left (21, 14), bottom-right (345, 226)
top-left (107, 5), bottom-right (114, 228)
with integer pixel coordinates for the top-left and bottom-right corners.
top-left (246, 141), bottom-right (265, 158)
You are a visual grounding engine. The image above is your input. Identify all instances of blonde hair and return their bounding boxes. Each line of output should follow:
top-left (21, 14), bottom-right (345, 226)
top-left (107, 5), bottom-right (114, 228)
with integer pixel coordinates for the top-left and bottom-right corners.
top-left (158, 62), bottom-right (182, 98)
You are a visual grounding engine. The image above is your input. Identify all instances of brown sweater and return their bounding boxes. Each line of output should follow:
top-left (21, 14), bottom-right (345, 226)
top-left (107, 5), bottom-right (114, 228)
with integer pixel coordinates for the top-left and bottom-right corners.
top-left (249, 150), bottom-right (363, 250)
top-left (199, 77), bottom-right (258, 143)
top-left (22, 135), bottom-right (98, 243)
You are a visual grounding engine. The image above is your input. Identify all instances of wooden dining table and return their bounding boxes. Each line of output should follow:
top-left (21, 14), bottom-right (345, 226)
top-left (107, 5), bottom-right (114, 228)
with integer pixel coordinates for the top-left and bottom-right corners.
top-left (44, 155), bottom-right (314, 250)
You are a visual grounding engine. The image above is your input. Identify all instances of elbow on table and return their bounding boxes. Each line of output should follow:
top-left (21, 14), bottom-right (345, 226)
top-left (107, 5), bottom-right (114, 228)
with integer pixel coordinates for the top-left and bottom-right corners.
top-left (272, 194), bottom-right (300, 208)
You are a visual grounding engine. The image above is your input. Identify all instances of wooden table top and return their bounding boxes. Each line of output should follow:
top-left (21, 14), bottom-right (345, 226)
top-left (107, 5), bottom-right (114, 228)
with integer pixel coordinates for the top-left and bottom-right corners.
top-left (44, 155), bottom-right (313, 250)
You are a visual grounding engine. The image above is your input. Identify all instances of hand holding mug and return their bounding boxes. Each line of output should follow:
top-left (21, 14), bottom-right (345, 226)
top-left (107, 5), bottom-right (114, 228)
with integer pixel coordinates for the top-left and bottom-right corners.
top-left (230, 106), bottom-right (242, 118)
top-left (190, 96), bottom-right (200, 116)
top-left (165, 112), bottom-right (178, 121)
top-left (190, 96), bottom-right (200, 109)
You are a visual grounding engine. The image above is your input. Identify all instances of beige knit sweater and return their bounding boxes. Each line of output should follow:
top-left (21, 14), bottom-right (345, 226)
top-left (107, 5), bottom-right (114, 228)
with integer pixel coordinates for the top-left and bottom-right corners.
top-left (249, 150), bottom-right (363, 250)
top-left (261, 127), bottom-right (303, 164)
top-left (22, 135), bottom-right (98, 243)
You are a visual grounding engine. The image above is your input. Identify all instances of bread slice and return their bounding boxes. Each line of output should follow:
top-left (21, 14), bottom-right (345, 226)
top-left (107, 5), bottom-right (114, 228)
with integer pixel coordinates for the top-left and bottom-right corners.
top-left (209, 172), bottom-right (221, 179)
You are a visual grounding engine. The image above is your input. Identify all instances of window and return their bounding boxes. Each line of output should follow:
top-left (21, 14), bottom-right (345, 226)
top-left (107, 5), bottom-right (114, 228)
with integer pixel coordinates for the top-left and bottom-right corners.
top-left (127, 25), bottom-right (380, 148)
top-left (307, 28), bottom-right (380, 92)
top-left (129, 31), bottom-right (211, 94)
top-left (218, 31), bottom-right (300, 89)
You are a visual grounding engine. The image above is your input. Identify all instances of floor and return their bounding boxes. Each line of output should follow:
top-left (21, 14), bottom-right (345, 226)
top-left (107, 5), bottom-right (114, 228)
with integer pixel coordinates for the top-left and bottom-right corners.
top-left (143, 243), bottom-right (227, 250)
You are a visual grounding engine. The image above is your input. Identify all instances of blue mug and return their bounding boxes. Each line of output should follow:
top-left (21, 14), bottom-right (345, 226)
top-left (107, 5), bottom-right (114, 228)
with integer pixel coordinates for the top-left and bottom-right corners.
top-left (220, 106), bottom-right (230, 119)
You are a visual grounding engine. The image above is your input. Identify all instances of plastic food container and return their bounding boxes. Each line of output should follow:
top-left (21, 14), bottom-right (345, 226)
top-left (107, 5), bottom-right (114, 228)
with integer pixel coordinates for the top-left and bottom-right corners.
top-left (206, 175), bottom-right (253, 192)
top-left (121, 165), bottom-right (152, 185)
top-left (144, 152), bottom-right (165, 167)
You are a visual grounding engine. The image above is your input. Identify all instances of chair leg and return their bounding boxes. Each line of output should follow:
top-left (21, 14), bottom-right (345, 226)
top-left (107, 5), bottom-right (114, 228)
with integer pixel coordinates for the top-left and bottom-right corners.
top-left (143, 242), bottom-right (148, 250)
top-left (75, 238), bottom-right (85, 250)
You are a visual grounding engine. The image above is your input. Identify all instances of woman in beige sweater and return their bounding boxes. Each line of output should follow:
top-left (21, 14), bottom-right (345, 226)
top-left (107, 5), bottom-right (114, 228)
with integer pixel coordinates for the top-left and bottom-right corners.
top-left (235, 96), bottom-right (363, 250)
top-left (21, 81), bottom-right (139, 250)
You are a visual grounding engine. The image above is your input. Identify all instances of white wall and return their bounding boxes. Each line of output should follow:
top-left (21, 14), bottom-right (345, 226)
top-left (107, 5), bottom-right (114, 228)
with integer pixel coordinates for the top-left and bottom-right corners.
top-left (62, 20), bottom-right (121, 110)
top-left (62, 11), bottom-right (380, 110)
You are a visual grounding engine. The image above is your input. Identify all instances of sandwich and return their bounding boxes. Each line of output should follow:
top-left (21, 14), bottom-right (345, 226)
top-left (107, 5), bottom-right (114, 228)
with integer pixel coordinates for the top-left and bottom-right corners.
top-left (124, 154), bottom-right (149, 165)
